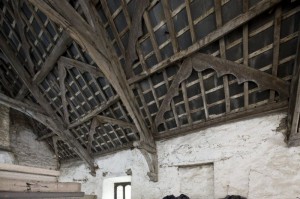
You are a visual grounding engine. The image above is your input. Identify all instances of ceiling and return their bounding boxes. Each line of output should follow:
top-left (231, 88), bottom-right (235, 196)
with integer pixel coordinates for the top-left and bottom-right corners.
top-left (0, 0), bottom-right (299, 179)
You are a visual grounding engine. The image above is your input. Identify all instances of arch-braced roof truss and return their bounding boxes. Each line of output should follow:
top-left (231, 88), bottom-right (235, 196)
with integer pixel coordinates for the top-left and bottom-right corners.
top-left (0, 0), bottom-right (299, 180)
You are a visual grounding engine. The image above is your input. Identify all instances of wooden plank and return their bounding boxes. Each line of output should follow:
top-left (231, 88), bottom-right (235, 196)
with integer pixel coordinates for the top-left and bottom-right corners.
top-left (0, 191), bottom-right (84, 198)
top-left (154, 101), bottom-right (288, 140)
top-left (0, 178), bottom-right (81, 192)
top-left (32, 32), bottom-right (72, 84)
top-left (128, 0), bottom-right (282, 84)
top-left (0, 163), bottom-right (59, 177)
top-left (0, 171), bottom-right (57, 182)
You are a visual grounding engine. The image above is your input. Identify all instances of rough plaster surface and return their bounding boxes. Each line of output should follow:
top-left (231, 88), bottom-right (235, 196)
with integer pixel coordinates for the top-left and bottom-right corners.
top-left (9, 110), bottom-right (57, 170)
top-left (59, 113), bottom-right (300, 199)
top-left (0, 104), bottom-right (10, 148)
top-left (179, 164), bottom-right (214, 199)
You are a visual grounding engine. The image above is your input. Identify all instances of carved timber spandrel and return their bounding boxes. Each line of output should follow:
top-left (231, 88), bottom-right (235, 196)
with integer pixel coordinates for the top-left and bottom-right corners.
top-left (155, 53), bottom-right (290, 127)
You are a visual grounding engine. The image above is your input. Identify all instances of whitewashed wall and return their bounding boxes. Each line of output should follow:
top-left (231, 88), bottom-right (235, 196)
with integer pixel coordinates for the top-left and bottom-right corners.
top-left (59, 112), bottom-right (300, 199)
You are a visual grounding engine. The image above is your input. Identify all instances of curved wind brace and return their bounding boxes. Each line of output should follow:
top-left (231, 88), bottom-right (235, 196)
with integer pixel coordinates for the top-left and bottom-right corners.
top-left (134, 141), bottom-right (158, 182)
top-left (155, 53), bottom-right (290, 126)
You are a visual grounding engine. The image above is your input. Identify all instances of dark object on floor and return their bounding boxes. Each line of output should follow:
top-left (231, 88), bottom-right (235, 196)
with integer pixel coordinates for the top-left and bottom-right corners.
top-left (223, 195), bottom-right (247, 199)
top-left (176, 194), bottom-right (190, 199)
top-left (163, 195), bottom-right (176, 199)
top-left (163, 194), bottom-right (190, 199)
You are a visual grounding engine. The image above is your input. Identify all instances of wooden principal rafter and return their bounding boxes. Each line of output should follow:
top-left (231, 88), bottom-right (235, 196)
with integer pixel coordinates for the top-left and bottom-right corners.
top-left (28, 0), bottom-right (158, 181)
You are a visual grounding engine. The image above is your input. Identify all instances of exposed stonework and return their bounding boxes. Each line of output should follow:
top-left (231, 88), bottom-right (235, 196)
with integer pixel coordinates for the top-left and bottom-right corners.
top-left (9, 110), bottom-right (57, 170)
top-left (59, 112), bottom-right (300, 199)
top-left (0, 104), bottom-right (10, 149)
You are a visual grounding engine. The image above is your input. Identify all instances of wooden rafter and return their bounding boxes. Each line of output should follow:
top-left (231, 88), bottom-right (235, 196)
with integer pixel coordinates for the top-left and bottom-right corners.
top-left (128, 0), bottom-right (283, 84)
top-left (32, 32), bottom-right (72, 84)
top-left (0, 34), bottom-right (97, 175)
top-left (214, 0), bottom-right (230, 113)
top-left (288, 33), bottom-right (300, 146)
top-left (58, 63), bottom-right (69, 125)
top-left (12, 0), bottom-right (35, 76)
top-left (124, 0), bottom-right (150, 78)
top-left (155, 53), bottom-right (290, 126)
top-left (28, 0), bottom-right (158, 181)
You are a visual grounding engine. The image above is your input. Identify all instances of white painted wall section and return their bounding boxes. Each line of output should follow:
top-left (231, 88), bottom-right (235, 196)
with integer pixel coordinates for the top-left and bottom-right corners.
top-left (59, 112), bottom-right (300, 199)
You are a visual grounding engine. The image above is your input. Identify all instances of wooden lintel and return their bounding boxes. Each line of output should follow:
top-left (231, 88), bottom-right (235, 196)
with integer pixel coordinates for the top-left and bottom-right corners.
top-left (32, 32), bottom-right (72, 84)
top-left (128, 0), bottom-right (282, 84)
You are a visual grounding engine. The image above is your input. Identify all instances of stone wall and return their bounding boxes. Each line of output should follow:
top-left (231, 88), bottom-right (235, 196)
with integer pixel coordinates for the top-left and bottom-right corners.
top-left (0, 104), bottom-right (10, 149)
top-left (9, 110), bottom-right (57, 170)
top-left (59, 112), bottom-right (300, 199)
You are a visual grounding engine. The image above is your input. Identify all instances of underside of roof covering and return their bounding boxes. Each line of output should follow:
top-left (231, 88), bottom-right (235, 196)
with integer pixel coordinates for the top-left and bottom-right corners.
top-left (0, 0), bottom-right (299, 180)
